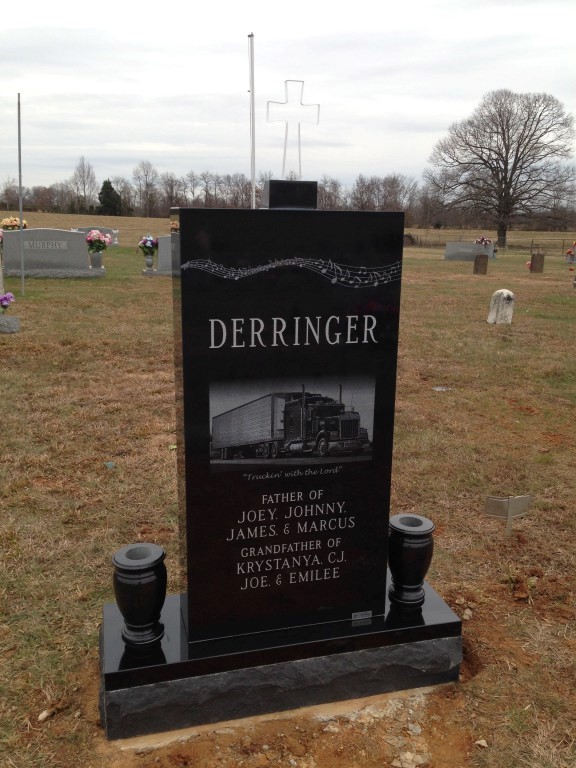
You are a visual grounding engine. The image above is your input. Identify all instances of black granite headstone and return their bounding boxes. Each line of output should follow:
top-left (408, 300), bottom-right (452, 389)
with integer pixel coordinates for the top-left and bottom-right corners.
top-left (260, 179), bottom-right (318, 209)
top-left (99, 206), bottom-right (462, 739)
top-left (174, 209), bottom-right (403, 649)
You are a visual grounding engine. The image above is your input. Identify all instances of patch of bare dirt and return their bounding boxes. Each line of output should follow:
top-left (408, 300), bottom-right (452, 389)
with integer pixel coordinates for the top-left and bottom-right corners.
top-left (91, 687), bottom-right (474, 768)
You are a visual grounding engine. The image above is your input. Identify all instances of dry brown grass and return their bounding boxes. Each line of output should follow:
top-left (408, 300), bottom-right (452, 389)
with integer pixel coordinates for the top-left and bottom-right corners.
top-left (0, 233), bottom-right (575, 767)
top-left (5, 210), bottom-right (576, 252)
top-left (405, 226), bottom-right (576, 255)
top-left (2, 211), bottom-right (172, 248)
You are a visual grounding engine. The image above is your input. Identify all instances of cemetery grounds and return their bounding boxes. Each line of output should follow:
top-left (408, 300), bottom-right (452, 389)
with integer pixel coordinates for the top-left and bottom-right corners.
top-left (1, 213), bottom-right (575, 768)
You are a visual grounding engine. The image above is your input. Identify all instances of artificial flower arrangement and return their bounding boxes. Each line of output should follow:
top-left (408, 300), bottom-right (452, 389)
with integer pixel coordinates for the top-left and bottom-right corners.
top-left (86, 229), bottom-right (113, 253)
top-left (475, 236), bottom-right (492, 246)
top-left (1, 216), bottom-right (27, 230)
top-left (138, 235), bottom-right (159, 256)
top-left (0, 291), bottom-right (15, 313)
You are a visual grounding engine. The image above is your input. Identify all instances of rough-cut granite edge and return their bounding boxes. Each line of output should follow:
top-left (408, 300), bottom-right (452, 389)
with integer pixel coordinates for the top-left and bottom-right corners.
top-left (101, 636), bottom-right (462, 740)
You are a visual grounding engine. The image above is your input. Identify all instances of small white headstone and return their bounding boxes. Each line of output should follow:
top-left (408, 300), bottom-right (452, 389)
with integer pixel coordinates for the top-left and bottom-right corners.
top-left (487, 289), bottom-right (514, 324)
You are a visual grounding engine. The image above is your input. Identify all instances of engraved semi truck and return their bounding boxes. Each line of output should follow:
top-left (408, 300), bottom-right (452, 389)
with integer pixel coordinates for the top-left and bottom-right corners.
top-left (212, 387), bottom-right (370, 459)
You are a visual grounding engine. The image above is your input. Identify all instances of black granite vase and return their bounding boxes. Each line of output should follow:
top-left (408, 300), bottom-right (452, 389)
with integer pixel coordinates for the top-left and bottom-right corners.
top-left (388, 514), bottom-right (435, 611)
top-left (112, 543), bottom-right (167, 647)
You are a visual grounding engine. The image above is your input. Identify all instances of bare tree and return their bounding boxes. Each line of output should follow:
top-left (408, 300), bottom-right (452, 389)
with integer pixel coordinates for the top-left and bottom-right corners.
top-left (50, 181), bottom-right (74, 212)
top-left (349, 174), bottom-right (377, 210)
top-left (425, 90), bottom-right (575, 246)
top-left (219, 173), bottom-right (251, 208)
top-left (70, 156), bottom-right (97, 212)
top-left (158, 171), bottom-right (187, 214)
top-left (185, 171), bottom-right (201, 206)
top-left (111, 176), bottom-right (136, 216)
top-left (29, 186), bottom-right (57, 211)
top-left (199, 171), bottom-right (222, 207)
top-left (132, 161), bottom-right (159, 217)
top-left (317, 175), bottom-right (346, 210)
top-left (178, 175), bottom-right (191, 206)
top-left (378, 174), bottom-right (419, 212)
top-left (1, 176), bottom-right (19, 210)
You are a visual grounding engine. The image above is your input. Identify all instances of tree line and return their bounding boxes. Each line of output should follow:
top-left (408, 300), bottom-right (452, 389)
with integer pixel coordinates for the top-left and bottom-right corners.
top-left (1, 90), bottom-right (574, 245)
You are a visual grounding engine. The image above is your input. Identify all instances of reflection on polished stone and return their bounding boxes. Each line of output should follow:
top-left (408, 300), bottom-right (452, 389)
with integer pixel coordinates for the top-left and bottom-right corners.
top-left (100, 586), bottom-right (462, 740)
top-left (119, 641), bottom-right (167, 671)
top-left (383, 604), bottom-right (425, 629)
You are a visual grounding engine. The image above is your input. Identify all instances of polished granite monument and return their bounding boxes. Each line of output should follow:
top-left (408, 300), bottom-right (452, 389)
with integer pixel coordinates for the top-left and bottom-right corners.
top-left (99, 184), bottom-right (462, 739)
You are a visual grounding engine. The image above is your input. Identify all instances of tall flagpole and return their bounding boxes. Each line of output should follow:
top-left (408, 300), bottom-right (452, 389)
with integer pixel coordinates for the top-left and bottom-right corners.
top-left (248, 33), bottom-right (256, 209)
top-left (18, 93), bottom-right (25, 295)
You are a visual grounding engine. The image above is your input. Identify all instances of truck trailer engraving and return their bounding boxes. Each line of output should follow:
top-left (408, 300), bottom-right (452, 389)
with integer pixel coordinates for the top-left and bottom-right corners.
top-left (211, 386), bottom-right (370, 460)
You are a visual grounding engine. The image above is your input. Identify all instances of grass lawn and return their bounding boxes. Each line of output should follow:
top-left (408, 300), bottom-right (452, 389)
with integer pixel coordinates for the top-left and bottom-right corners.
top-left (0, 233), bottom-right (575, 767)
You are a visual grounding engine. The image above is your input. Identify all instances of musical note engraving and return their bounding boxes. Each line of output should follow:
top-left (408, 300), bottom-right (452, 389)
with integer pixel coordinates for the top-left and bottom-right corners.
top-left (181, 256), bottom-right (401, 288)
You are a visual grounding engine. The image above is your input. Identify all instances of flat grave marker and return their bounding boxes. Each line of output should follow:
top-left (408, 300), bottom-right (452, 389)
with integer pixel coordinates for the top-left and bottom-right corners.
top-left (485, 495), bottom-right (532, 535)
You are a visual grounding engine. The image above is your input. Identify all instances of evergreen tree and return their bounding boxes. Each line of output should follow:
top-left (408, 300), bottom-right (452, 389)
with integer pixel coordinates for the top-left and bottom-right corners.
top-left (97, 179), bottom-right (122, 216)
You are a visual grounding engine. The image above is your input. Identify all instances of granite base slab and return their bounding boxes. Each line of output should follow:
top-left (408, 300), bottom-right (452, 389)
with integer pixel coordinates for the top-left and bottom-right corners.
top-left (5, 268), bottom-right (106, 278)
top-left (100, 585), bottom-right (461, 740)
top-left (142, 268), bottom-right (172, 276)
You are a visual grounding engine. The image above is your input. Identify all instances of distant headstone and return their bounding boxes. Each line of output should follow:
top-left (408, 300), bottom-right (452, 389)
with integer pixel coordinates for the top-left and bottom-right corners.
top-left (487, 289), bottom-right (514, 324)
top-left (473, 253), bottom-right (488, 275)
top-left (2, 228), bottom-right (104, 278)
top-left (445, 242), bottom-right (495, 261)
top-left (530, 252), bottom-right (545, 273)
top-left (71, 226), bottom-right (119, 245)
top-left (156, 236), bottom-right (172, 274)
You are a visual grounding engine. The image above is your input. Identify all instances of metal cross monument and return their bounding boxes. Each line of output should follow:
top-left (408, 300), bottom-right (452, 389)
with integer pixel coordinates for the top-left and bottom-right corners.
top-left (267, 80), bottom-right (320, 180)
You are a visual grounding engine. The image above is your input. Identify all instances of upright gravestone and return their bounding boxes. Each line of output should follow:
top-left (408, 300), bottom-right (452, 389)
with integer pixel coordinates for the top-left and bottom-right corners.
top-left (71, 226), bottom-right (119, 245)
top-left (99, 192), bottom-right (461, 739)
top-left (473, 253), bottom-right (488, 274)
top-left (487, 289), bottom-right (515, 324)
top-left (2, 228), bottom-right (103, 277)
top-left (445, 242), bottom-right (495, 261)
top-left (530, 252), bottom-right (545, 273)
top-left (177, 206), bottom-right (402, 643)
top-left (156, 235), bottom-right (172, 274)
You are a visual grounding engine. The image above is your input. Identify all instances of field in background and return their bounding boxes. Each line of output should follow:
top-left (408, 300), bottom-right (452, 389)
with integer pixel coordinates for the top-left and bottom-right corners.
top-left (4, 209), bottom-right (576, 253)
top-left (1, 211), bottom-right (173, 248)
top-left (0, 237), bottom-right (575, 767)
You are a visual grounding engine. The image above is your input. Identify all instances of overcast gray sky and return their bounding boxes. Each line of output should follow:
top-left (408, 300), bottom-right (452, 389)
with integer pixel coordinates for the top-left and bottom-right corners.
top-left (0, 0), bottom-right (574, 190)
